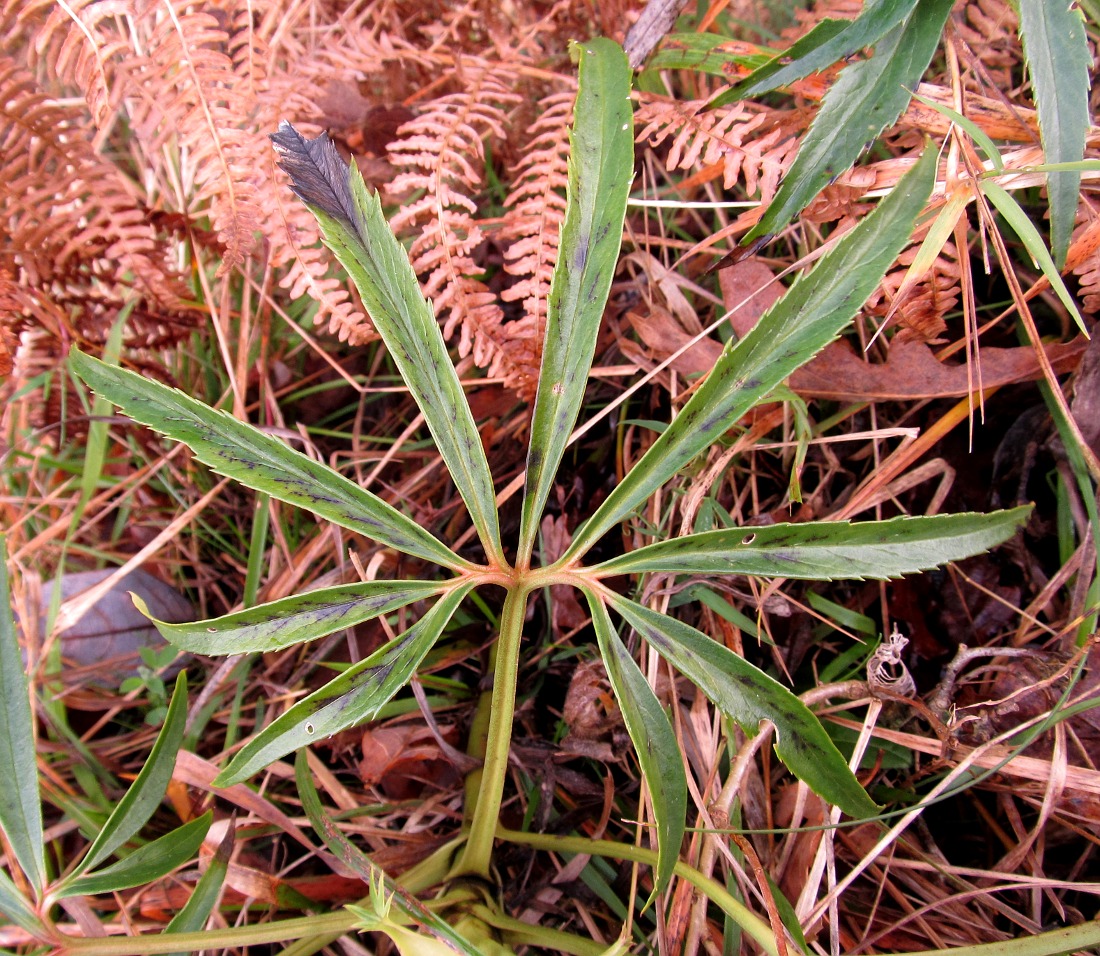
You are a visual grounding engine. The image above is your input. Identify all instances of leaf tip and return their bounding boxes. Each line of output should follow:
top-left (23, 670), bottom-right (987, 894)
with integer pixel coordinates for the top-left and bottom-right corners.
top-left (270, 121), bottom-right (360, 230)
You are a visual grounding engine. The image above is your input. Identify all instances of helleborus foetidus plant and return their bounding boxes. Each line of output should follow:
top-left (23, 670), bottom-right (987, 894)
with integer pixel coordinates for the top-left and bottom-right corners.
top-left (70, 37), bottom-right (1029, 932)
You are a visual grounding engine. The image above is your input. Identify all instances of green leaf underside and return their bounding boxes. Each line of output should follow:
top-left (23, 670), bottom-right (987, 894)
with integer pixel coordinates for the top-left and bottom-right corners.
top-left (586, 591), bottom-right (686, 901)
top-left (69, 350), bottom-right (462, 569)
top-left (564, 146), bottom-right (937, 562)
top-left (215, 585), bottom-right (473, 785)
top-left (0, 534), bottom-right (47, 893)
top-left (75, 674), bottom-right (188, 875)
top-left (295, 752), bottom-right (484, 956)
top-left (1017, 0), bottom-right (1090, 269)
top-left (744, 0), bottom-right (952, 242)
top-left (57, 812), bottom-right (212, 898)
top-left (609, 594), bottom-right (879, 819)
top-left (714, 0), bottom-right (918, 105)
top-left (519, 38), bottom-right (635, 561)
top-left (133, 580), bottom-right (445, 655)
top-left (593, 507), bottom-right (1031, 578)
top-left (271, 123), bottom-right (503, 566)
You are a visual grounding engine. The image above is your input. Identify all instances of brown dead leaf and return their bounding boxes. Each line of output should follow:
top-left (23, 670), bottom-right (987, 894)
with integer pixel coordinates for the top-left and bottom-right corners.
top-left (359, 723), bottom-right (462, 800)
top-left (541, 514), bottom-right (589, 637)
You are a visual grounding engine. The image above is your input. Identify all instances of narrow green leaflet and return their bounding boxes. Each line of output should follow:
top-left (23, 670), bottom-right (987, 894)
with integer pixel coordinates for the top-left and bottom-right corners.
top-left (0, 868), bottom-right (41, 935)
top-left (592, 507), bottom-right (1032, 579)
top-left (271, 124), bottom-right (504, 567)
top-left (712, 0), bottom-right (916, 106)
top-left (563, 147), bottom-right (937, 562)
top-left (164, 821), bottom-right (231, 944)
top-left (0, 534), bottom-right (47, 893)
top-left (69, 350), bottom-right (462, 570)
top-left (981, 180), bottom-right (1087, 334)
top-left (215, 585), bottom-right (473, 786)
top-left (73, 673), bottom-right (188, 876)
top-left (133, 580), bottom-right (445, 655)
top-left (295, 752), bottom-right (484, 956)
top-left (55, 812), bottom-right (212, 899)
top-left (585, 591), bottom-right (686, 901)
top-left (646, 33), bottom-right (772, 78)
top-left (518, 38), bottom-right (634, 563)
top-left (743, 0), bottom-right (951, 243)
top-left (608, 594), bottom-right (879, 819)
top-left (1016, 0), bottom-right (1090, 268)
top-left (910, 91), bottom-right (1004, 172)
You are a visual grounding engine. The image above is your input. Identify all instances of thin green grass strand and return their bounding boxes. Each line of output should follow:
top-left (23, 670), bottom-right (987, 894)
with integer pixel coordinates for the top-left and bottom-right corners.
top-left (518, 38), bottom-right (634, 563)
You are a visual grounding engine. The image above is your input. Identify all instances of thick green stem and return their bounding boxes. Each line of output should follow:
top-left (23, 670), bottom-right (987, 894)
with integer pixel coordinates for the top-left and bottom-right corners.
top-left (453, 585), bottom-right (530, 878)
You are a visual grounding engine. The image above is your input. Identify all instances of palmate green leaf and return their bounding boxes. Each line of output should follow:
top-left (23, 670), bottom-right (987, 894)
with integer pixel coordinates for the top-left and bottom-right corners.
top-left (295, 751), bottom-right (484, 956)
top-left (0, 534), bottom-right (47, 893)
top-left (563, 147), bottom-right (937, 563)
top-left (592, 507), bottom-right (1032, 579)
top-left (1016, 0), bottom-right (1090, 269)
top-left (517, 38), bottom-right (634, 564)
top-left (710, 0), bottom-right (917, 107)
top-left (55, 812), bottom-right (212, 899)
top-left (270, 123), bottom-right (504, 567)
top-left (133, 580), bottom-right (446, 655)
top-left (215, 585), bottom-right (473, 786)
top-left (69, 351), bottom-right (463, 570)
top-left (74, 673), bottom-right (188, 876)
top-left (608, 594), bottom-right (879, 819)
top-left (743, 0), bottom-right (951, 244)
top-left (584, 591), bottom-right (686, 902)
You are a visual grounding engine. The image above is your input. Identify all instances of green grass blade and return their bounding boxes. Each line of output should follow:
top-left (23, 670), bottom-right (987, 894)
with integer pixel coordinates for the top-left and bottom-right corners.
top-left (585, 590), bottom-right (686, 902)
top-left (712, 0), bottom-right (916, 105)
top-left (743, 0), bottom-right (951, 243)
top-left (592, 507), bottom-right (1031, 578)
top-left (981, 180), bottom-right (1087, 333)
top-left (132, 580), bottom-right (445, 655)
top-left (1017, 0), bottom-right (1090, 268)
top-left (564, 147), bottom-right (937, 562)
top-left (271, 123), bottom-right (504, 567)
top-left (608, 594), bottom-right (878, 819)
top-left (517, 38), bottom-right (634, 564)
top-left (0, 534), bottom-right (47, 893)
top-left (57, 812), bottom-right (212, 899)
top-left (294, 751), bottom-right (484, 956)
top-left (214, 585), bottom-right (473, 785)
top-left (69, 350), bottom-right (464, 570)
top-left (909, 90), bottom-right (1004, 171)
top-left (74, 673), bottom-right (189, 875)
top-left (164, 823), bottom-right (230, 943)
top-left (646, 33), bottom-right (771, 78)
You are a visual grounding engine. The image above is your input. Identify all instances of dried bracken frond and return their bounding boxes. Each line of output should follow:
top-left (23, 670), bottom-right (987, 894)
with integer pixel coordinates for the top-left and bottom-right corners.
top-left (873, 243), bottom-right (963, 344)
top-left (635, 92), bottom-right (797, 202)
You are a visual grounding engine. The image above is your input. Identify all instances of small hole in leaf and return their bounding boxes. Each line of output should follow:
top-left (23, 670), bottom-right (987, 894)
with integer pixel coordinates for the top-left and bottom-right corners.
top-left (742, 533), bottom-right (756, 545)
top-left (305, 723), bottom-right (315, 735)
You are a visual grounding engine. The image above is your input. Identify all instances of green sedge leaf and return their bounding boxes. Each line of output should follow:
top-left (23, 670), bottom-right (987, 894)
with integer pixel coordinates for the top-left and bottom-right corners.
top-left (744, 0), bottom-right (951, 242)
top-left (592, 507), bottom-right (1031, 579)
top-left (271, 123), bottom-right (504, 566)
top-left (69, 350), bottom-right (463, 570)
top-left (563, 147), bottom-right (937, 562)
top-left (215, 585), bottom-right (472, 786)
top-left (585, 591), bottom-right (686, 902)
top-left (75, 673), bottom-right (188, 875)
top-left (646, 33), bottom-right (772, 78)
top-left (0, 534), bottom-right (47, 893)
top-left (713, 0), bottom-right (917, 106)
top-left (133, 580), bottom-right (445, 655)
top-left (1017, 0), bottom-right (1090, 268)
top-left (295, 751), bottom-right (484, 956)
top-left (909, 90), bottom-right (1004, 172)
top-left (518, 38), bottom-right (634, 563)
top-left (981, 180), bottom-right (1086, 334)
top-left (56, 812), bottom-right (211, 898)
top-left (609, 594), bottom-right (879, 819)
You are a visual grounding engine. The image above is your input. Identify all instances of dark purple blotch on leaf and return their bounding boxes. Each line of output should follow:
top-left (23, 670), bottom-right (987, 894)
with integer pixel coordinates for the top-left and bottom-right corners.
top-left (270, 120), bottom-right (359, 229)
